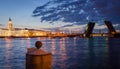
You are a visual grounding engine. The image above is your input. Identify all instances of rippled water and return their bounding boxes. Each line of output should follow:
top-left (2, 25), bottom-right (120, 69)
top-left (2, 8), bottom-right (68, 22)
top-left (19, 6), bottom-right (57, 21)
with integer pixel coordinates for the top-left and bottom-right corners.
top-left (0, 37), bottom-right (120, 69)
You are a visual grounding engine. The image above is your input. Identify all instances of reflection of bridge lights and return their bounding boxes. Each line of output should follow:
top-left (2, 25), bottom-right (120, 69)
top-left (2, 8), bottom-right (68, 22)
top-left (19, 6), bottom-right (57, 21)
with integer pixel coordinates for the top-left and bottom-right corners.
top-left (26, 38), bottom-right (31, 48)
top-left (74, 37), bottom-right (77, 46)
top-left (51, 39), bottom-right (56, 55)
top-left (5, 38), bottom-right (12, 68)
top-left (60, 38), bottom-right (67, 59)
top-left (59, 38), bottom-right (67, 69)
top-left (5, 38), bottom-right (12, 43)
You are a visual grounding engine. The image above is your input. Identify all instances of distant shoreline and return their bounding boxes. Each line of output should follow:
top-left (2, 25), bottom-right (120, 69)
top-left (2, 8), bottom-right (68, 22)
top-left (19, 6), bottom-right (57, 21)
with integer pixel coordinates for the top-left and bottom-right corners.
top-left (0, 33), bottom-right (118, 38)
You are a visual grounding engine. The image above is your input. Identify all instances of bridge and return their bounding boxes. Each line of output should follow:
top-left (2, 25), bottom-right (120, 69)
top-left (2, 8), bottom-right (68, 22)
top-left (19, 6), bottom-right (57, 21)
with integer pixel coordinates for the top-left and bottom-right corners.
top-left (84, 21), bottom-right (120, 38)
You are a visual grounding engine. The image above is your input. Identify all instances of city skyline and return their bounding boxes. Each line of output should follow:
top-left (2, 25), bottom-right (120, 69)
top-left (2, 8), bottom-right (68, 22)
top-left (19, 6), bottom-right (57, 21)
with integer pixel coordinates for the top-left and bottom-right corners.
top-left (0, 0), bottom-right (120, 32)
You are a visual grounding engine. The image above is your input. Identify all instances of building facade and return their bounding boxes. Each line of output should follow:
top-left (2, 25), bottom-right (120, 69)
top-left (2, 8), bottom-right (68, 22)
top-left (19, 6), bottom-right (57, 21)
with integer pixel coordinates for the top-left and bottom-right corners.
top-left (0, 18), bottom-right (48, 37)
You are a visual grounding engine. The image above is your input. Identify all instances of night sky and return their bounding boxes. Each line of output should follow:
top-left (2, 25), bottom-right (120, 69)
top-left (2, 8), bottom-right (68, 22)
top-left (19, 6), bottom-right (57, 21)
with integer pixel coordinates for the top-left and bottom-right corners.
top-left (33, 0), bottom-right (120, 31)
top-left (0, 0), bottom-right (120, 32)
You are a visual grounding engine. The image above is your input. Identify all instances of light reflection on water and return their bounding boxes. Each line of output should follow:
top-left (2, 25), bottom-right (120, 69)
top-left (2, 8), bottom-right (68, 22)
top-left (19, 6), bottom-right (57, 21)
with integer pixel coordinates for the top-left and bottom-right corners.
top-left (0, 37), bottom-right (120, 69)
top-left (5, 38), bottom-right (12, 69)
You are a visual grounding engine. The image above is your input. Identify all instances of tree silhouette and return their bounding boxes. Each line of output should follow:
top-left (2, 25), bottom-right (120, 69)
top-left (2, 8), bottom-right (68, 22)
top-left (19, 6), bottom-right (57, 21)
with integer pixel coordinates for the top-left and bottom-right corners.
top-left (33, 0), bottom-right (120, 24)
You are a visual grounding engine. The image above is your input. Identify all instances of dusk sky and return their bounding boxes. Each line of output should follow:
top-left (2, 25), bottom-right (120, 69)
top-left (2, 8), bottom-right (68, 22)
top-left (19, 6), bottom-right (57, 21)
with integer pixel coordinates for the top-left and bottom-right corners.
top-left (0, 0), bottom-right (120, 32)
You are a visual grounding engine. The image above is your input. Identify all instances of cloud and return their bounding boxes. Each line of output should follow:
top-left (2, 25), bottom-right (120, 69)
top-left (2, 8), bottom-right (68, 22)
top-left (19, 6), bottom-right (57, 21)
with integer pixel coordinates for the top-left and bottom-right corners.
top-left (94, 24), bottom-right (107, 29)
top-left (32, 0), bottom-right (120, 28)
top-left (60, 21), bottom-right (120, 32)
top-left (0, 24), bottom-right (3, 26)
top-left (60, 23), bottom-right (87, 32)
top-left (94, 23), bottom-right (119, 30)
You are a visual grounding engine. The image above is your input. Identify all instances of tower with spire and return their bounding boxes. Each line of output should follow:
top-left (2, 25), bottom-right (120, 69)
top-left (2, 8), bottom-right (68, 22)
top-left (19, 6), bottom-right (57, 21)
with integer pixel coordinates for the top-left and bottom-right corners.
top-left (7, 18), bottom-right (13, 31)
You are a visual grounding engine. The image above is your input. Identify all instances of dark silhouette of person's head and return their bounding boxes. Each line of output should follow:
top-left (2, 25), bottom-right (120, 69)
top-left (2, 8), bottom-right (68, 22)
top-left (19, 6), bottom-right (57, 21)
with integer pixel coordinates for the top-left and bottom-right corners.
top-left (35, 41), bottom-right (42, 49)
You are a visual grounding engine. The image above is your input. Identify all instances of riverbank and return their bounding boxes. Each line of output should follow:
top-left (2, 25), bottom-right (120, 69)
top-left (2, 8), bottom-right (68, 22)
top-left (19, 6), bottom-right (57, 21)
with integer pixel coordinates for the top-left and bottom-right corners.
top-left (0, 33), bottom-right (120, 38)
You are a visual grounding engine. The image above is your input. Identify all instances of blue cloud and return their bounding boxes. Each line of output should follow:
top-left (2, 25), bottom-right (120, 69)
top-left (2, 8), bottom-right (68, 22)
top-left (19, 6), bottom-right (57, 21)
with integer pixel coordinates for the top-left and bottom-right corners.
top-left (33, 0), bottom-right (120, 24)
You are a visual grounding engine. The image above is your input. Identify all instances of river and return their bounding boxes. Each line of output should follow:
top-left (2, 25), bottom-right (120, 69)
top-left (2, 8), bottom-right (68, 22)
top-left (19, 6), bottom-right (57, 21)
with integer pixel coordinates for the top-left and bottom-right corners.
top-left (0, 37), bottom-right (120, 69)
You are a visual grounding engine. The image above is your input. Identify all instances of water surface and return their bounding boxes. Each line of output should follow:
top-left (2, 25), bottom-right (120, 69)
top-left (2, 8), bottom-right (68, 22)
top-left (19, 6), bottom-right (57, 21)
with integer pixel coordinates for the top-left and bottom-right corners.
top-left (0, 37), bottom-right (120, 69)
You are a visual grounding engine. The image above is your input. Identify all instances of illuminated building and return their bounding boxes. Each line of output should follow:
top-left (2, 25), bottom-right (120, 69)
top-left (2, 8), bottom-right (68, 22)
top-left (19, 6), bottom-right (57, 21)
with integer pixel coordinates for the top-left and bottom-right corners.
top-left (0, 18), bottom-right (48, 37)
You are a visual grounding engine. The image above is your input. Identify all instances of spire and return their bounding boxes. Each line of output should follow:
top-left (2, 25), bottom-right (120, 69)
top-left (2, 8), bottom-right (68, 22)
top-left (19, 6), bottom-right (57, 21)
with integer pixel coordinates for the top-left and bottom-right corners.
top-left (8, 18), bottom-right (13, 31)
top-left (9, 18), bottom-right (12, 21)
